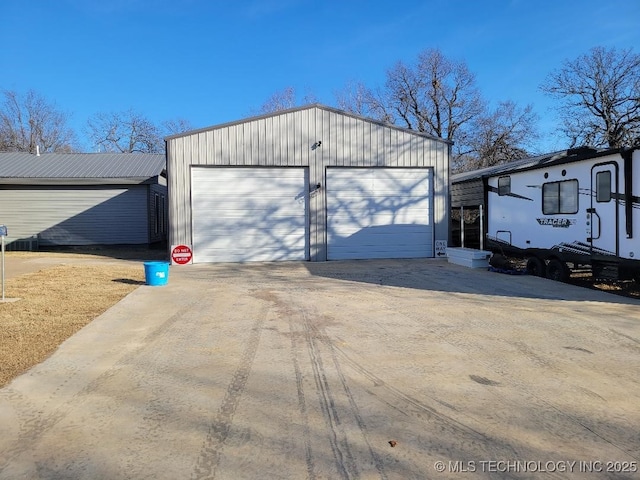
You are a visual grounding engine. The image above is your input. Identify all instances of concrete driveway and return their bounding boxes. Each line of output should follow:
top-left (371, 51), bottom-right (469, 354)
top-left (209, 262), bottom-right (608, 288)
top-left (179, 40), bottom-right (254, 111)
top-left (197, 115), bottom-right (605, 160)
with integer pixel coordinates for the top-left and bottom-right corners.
top-left (1, 259), bottom-right (639, 479)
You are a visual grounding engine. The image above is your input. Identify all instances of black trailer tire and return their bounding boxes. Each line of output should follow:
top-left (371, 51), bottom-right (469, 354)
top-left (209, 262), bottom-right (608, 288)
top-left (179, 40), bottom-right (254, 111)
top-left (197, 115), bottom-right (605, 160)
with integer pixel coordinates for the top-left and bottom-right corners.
top-left (546, 258), bottom-right (570, 282)
top-left (526, 257), bottom-right (545, 277)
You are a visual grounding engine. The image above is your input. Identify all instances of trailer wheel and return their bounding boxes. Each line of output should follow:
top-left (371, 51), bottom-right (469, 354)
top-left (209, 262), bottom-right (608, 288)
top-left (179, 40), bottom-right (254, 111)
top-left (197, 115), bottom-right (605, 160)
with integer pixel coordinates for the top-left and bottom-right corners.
top-left (546, 259), bottom-right (570, 282)
top-left (526, 257), bottom-right (545, 277)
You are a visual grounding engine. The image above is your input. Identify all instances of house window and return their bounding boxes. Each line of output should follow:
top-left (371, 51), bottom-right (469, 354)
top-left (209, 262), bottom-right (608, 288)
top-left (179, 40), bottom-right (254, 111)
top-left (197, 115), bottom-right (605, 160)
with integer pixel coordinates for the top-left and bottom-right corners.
top-left (542, 179), bottom-right (578, 214)
top-left (498, 176), bottom-right (511, 196)
top-left (596, 171), bottom-right (611, 202)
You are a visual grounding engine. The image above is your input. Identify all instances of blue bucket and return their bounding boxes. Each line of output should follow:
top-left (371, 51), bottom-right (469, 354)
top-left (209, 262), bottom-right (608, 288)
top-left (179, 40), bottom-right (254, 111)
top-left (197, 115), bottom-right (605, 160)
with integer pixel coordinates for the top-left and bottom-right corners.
top-left (144, 261), bottom-right (169, 286)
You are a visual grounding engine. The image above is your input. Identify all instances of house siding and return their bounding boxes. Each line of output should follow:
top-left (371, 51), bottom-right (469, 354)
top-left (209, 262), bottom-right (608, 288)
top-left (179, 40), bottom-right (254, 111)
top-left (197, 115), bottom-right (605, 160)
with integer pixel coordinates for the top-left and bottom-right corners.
top-left (166, 105), bottom-right (450, 261)
top-left (0, 185), bottom-right (149, 246)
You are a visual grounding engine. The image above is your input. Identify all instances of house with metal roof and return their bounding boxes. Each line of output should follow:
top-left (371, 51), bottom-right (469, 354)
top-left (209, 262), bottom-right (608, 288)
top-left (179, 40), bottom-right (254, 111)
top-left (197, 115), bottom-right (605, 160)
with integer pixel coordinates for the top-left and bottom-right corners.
top-left (0, 152), bottom-right (167, 249)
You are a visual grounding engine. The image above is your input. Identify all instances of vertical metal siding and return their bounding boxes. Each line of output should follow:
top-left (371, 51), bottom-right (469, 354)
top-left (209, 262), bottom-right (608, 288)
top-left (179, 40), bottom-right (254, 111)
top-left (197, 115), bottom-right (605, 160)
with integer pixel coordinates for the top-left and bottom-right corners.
top-left (297, 110), bottom-right (308, 166)
top-left (265, 119), bottom-right (273, 165)
top-left (167, 105), bottom-right (450, 261)
top-left (167, 137), bottom-right (190, 247)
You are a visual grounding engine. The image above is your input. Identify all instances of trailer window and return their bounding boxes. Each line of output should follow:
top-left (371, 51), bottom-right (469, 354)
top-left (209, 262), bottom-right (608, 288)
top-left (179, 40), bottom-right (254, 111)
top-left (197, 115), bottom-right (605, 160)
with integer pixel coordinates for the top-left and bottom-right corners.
top-left (498, 176), bottom-right (511, 196)
top-left (596, 171), bottom-right (611, 202)
top-left (542, 180), bottom-right (578, 214)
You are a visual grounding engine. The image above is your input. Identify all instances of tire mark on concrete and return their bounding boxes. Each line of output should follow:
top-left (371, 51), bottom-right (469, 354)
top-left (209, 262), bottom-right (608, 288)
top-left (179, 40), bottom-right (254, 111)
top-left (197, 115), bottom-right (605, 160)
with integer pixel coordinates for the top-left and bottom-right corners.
top-left (288, 315), bottom-right (317, 480)
top-left (298, 285), bottom-right (524, 464)
top-left (191, 306), bottom-right (267, 480)
top-left (252, 286), bottom-right (318, 478)
top-left (325, 324), bottom-right (493, 441)
top-left (308, 319), bottom-right (389, 480)
top-left (301, 308), bottom-right (357, 480)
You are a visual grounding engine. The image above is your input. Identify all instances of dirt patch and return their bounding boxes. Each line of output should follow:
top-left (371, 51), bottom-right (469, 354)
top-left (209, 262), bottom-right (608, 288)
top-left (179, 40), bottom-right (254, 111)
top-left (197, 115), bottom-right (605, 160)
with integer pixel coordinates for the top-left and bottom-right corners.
top-left (569, 271), bottom-right (640, 299)
top-left (0, 259), bottom-right (147, 388)
top-left (501, 256), bottom-right (640, 300)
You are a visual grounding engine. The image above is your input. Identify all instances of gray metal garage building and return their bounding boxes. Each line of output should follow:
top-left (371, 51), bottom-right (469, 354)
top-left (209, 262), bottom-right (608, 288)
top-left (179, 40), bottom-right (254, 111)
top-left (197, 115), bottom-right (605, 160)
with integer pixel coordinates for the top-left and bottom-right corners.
top-left (166, 104), bottom-right (451, 263)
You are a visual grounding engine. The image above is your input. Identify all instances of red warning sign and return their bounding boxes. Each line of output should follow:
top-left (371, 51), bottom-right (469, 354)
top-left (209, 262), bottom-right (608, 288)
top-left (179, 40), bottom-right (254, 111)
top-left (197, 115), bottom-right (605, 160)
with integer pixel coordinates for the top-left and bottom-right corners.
top-left (171, 244), bottom-right (193, 265)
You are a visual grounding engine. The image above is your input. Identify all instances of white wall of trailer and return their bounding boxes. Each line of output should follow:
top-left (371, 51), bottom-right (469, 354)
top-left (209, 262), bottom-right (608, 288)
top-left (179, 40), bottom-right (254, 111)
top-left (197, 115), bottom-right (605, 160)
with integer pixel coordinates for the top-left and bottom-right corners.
top-left (486, 148), bottom-right (639, 262)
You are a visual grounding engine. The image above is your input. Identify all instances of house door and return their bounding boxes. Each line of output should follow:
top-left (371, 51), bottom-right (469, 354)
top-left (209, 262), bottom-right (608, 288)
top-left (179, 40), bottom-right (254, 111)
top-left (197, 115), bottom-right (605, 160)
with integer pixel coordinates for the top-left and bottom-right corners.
top-left (589, 162), bottom-right (619, 257)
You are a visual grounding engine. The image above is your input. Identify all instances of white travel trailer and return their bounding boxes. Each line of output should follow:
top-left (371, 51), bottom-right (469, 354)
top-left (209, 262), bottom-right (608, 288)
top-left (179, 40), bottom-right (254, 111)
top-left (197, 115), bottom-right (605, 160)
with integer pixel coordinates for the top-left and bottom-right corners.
top-left (484, 146), bottom-right (640, 282)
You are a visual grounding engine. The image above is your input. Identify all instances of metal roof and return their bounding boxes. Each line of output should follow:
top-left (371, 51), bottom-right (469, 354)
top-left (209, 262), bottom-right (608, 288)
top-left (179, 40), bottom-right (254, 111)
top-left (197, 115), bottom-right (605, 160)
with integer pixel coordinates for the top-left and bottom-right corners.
top-left (451, 147), bottom-right (618, 184)
top-left (165, 103), bottom-right (453, 146)
top-left (0, 152), bottom-right (165, 183)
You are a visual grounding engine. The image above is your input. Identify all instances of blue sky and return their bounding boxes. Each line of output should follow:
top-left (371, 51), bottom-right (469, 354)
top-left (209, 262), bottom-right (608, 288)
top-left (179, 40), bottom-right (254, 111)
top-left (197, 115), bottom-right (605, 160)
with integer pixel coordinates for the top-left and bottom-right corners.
top-left (2, 0), bottom-right (639, 152)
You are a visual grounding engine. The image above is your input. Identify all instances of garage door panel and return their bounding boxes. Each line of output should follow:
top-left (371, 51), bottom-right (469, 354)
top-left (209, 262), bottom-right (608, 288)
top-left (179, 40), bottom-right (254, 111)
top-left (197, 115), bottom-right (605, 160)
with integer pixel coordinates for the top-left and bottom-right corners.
top-left (196, 168), bottom-right (303, 180)
top-left (330, 245), bottom-right (429, 260)
top-left (196, 224), bottom-right (307, 237)
top-left (192, 187), bottom-right (306, 200)
top-left (330, 204), bottom-right (430, 224)
top-left (327, 168), bottom-right (433, 260)
top-left (332, 190), bottom-right (429, 198)
top-left (332, 173), bottom-right (427, 191)
top-left (195, 235), bottom-right (307, 251)
top-left (329, 223), bottom-right (431, 237)
top-left (193, 186), bottom-right (305, 199)
top-left (329, 211), bottom-right (430, 225)
top-left (197, 221), bottom-right (306, 234)
top-left (196, 208), bottom-right (307, 220)
top-left (192, 167), bottom-right (308, 263)
top-left (330, 193), bottom-right (430, 202)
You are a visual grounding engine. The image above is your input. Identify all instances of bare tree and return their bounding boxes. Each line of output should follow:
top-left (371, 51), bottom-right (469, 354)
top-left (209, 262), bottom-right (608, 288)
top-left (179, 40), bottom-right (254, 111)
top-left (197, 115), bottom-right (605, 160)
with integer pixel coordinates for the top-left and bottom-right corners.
top-left (335, 80), bottom-right (377, 117)
top-left (161, 118), bottom-right (193, 137)
top-left (458, 101), bottom-right (539, 172)
top-left (87, 109), bottom-right (163, 153)
top-left (541, 46), bottom-right (640, 148)
top-left (336, 49), bottom-right (538, 171)
top-left (256, 86), bottom-right (318, 114)
top-left (0, 89), bottom-right (77, 153)
top-left (357, 49), bottom-right (486, 143)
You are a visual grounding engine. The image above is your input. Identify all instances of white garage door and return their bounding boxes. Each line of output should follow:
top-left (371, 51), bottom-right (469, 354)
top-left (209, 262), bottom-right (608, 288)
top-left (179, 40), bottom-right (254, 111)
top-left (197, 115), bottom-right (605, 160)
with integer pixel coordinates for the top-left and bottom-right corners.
top-left (327, 168), bottom-right (433, 260)
top-left (191, 167), bottom-right (309, 263)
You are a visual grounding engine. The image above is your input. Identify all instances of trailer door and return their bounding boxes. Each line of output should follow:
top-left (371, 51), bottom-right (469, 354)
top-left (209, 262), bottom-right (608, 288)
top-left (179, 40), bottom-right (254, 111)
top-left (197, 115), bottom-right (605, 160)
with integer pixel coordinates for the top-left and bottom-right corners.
top-left (589, 163), bottom-right (619, 256)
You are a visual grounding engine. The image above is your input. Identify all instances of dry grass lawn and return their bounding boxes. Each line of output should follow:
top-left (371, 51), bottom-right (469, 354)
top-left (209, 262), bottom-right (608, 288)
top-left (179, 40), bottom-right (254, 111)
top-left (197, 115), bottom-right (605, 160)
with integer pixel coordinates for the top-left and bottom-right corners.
top-left (0, 259), bottom-right (147, 388)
